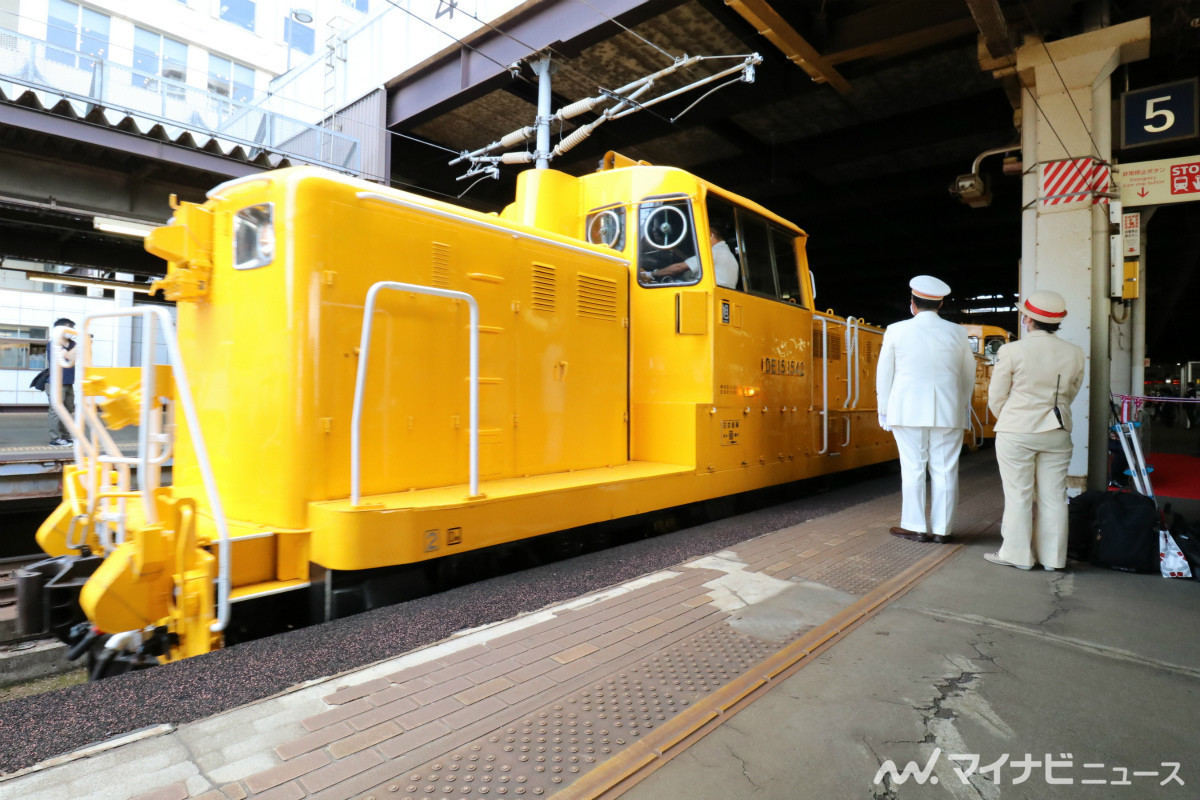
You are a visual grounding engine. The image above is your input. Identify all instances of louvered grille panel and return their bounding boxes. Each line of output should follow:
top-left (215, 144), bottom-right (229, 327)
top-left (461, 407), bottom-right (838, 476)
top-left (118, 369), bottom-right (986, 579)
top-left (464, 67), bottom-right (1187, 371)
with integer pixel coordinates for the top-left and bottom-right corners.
top-left (812, 328), bottom-right (843, 361)
top-left (532, 264), bottom-right (557, 312)
top-left (431, 242), bottom-right (450, 287)
top-left (577, 274), bottom-right (618, 321)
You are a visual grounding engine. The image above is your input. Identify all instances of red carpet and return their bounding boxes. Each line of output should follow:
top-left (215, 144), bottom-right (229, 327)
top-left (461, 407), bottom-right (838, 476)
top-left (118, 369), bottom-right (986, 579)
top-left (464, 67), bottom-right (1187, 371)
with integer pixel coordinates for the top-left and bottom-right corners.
top-left (1146, 453), bottom-right (1200, 500)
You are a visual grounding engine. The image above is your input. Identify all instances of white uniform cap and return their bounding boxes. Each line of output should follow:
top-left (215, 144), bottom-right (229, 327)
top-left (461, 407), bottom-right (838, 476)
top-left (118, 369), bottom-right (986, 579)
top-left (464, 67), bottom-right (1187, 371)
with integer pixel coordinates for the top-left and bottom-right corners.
top-left (909, 275), bottom-right (951, 300)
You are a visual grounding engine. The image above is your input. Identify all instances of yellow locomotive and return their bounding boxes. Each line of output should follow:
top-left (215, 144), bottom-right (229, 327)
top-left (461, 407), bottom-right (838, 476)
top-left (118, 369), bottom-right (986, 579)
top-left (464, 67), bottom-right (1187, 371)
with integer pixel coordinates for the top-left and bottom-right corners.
top-left (28, 154), bottom-right (897, 675)
top-left (963, 324), bottom-right (1012, 446)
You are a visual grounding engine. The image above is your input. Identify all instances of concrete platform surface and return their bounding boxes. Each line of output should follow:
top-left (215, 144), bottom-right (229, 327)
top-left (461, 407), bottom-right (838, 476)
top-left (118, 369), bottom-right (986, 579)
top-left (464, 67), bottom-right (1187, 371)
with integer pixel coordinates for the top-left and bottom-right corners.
top-left (1, 456), bottom-right (1198, 800)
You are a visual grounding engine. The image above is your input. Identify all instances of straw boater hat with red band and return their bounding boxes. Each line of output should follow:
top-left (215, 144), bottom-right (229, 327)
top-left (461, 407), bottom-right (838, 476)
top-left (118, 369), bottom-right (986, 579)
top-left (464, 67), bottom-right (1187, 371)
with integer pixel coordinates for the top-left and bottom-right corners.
top-left (1016, 290), bottom-right (1068, 324)
top-left (909, 275), bottom-right (951, 301)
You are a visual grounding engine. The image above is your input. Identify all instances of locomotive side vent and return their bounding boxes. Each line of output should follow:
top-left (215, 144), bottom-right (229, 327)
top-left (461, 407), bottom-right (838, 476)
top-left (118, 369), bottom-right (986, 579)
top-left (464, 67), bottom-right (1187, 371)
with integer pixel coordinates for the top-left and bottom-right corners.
top-left (432, 241), bottom-right (451, 287)
top-left (812, 328), bottom-right (842, 361)
top-left (577, 273), bottom-right (618, 321)
top-left (863, 340), bottom-right (873, 364)
top-left (532, 263), bottom-right (557, 312)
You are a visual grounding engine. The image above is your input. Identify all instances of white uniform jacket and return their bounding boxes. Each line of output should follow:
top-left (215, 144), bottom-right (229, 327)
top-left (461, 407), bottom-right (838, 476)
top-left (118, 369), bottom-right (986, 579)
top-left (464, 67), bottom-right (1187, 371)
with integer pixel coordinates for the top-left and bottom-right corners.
top-left (988, 330), bottom-right (1085, 433)
top-left (876, 311), bottom-right (976, 430)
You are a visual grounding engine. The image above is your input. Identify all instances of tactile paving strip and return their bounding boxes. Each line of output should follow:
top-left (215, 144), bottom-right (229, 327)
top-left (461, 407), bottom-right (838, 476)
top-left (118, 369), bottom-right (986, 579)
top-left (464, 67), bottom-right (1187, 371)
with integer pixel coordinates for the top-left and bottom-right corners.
top-left (365, 623), bottom-right (781, 800)
top-left (805, 537), bottom-right (939, 595)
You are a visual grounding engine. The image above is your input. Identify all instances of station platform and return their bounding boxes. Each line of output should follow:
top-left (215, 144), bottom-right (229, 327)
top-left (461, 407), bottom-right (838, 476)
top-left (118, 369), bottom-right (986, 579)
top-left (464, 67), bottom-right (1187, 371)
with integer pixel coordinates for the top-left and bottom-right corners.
top-left (0, 412), bottom-right (140, 504)
top-left (2, 453), bottom-right (1199, 800)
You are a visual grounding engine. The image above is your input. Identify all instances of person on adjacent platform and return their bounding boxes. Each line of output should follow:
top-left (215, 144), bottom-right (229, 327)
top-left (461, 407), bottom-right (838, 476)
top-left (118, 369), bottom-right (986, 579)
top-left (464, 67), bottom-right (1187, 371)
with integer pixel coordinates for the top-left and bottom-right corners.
top-left (46, 317), bottom-right (78, 447)
top-left (984, 291), bottom-right (1085, 571)
top-left (876, 276), bottom-right (976, 544)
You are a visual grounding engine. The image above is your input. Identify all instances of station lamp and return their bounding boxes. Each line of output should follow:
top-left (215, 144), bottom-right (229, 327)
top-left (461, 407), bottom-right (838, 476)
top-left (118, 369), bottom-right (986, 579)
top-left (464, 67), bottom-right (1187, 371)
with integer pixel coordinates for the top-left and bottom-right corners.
top-left (950, 145), bottom-right (1021, 209)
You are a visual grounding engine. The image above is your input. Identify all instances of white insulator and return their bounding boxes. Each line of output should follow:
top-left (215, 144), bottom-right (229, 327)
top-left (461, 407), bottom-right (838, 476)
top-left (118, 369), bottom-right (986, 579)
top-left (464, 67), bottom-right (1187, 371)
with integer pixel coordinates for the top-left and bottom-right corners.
top-left (500, 127), bottom-right (534, 149)
top-left (557, 97), bottom-right (600, 120)
top-left (500, 151), bottom-right (534, 164)
top-left (552, 126), bottom-right (592, 157)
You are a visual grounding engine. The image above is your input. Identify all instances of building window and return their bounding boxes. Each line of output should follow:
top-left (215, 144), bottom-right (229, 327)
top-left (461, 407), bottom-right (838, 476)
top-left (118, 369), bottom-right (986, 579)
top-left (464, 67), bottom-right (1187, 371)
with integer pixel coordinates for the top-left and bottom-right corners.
top-left (284, 16), bottom-right (314, 56)
top-left (219, 0), bottom-right (256, 32)
top-left (47, 0), bottom-right (109, 70)
top-left (343, 0), bottom-right (368, 12)
top-left (208, 54), bottom-right (255, 105)
top-left (132, 27), bottom-right (187, 92)
top-left (0, 324), bottom-right (49, 370)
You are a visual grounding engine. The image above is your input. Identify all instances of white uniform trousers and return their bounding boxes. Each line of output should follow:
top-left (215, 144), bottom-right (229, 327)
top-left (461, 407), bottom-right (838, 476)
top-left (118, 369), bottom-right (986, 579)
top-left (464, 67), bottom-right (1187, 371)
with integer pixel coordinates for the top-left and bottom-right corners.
top-left (891, 425), bottom-right (963, 536)
top-left (995, 429), bottom-right (1073, 569)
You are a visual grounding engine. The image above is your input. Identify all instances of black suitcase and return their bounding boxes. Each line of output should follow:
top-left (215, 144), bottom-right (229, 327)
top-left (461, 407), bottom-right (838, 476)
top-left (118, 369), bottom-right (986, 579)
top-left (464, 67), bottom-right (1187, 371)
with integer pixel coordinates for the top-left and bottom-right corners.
top-left (1090, 491), bottom-right (1160, 573)
top-left (1068, 490), bottom-right (1113, 562)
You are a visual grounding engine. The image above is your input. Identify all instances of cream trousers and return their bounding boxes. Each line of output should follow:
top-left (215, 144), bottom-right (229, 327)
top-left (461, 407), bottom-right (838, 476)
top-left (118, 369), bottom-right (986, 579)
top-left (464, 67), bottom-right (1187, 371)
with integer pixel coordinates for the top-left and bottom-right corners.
top-left (995, 429), bottom-right (1073, 569)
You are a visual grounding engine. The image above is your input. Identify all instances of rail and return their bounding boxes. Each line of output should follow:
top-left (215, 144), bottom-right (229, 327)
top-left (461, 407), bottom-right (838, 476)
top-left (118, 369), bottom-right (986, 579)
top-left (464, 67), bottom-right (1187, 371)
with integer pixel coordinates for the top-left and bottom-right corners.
top-left (0, 28), bottom-right (362, 175)
top-left (351, 281), bottom-right (481, 506)
top-left (49, 308), bottom-right (232, 634)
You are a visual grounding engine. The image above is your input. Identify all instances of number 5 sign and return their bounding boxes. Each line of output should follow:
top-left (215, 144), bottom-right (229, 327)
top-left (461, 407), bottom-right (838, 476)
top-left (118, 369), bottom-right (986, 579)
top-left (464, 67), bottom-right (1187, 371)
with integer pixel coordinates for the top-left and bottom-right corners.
top-left (1121, 79), bottom-right (1198, 149)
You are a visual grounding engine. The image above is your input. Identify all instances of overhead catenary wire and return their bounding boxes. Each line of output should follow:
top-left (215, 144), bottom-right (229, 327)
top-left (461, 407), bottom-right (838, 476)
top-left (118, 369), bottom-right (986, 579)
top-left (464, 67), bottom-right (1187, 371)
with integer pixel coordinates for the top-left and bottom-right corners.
top-left (380, 0), bottom-right (540, 91)
top-left (569, 0), bottom-right (679, 62)
top-left (1019, 0), bottom-right (1106, 160)
top-left (1012, 1), bottom-right (1112, 203)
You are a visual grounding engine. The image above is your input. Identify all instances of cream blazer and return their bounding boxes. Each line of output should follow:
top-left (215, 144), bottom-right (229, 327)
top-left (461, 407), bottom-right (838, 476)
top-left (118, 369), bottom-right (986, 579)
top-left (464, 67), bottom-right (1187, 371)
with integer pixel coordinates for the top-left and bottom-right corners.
top-left (876, 311), bottom-right (976, 429)
top-left (988, 330), bottom-right (1085, 433)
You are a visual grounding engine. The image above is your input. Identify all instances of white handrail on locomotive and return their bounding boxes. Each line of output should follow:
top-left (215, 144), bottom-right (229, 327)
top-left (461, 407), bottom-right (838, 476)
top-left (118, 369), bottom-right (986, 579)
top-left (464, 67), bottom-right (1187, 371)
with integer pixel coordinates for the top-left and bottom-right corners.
top-left (350, 280), bottom-right (482, 506)
top-left (449, 52), bottom-right (762, 180)
top-left (76, 307), bottom-right (234, 634)
top-left (839, 316), bottom-right (861, 448)
top-left (816, 316), bottom-right (830, 455)
top-left (969, 404), bottom-right (985, 449)
top-left (80, 312), bottom-right (174, 526)
top-left (48, 324), bottom-right (130, 551)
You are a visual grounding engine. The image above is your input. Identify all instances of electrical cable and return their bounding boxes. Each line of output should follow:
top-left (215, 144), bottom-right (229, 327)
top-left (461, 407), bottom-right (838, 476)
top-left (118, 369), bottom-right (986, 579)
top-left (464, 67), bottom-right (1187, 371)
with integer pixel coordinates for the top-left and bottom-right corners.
top-left (1019, 1), bottom-right (1105, 159)
top-left (569, 0), bottom-right (679, 62)
top-left (1012, 2), bottom-right (1112, 203)
top-left (380, 0), bottom-right (540, 91)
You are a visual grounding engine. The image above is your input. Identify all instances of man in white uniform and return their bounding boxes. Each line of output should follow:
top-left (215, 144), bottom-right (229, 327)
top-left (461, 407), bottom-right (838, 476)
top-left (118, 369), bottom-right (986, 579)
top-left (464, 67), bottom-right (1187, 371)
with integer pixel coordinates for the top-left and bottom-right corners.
top-left (876, 276), bottom-right (976, 543)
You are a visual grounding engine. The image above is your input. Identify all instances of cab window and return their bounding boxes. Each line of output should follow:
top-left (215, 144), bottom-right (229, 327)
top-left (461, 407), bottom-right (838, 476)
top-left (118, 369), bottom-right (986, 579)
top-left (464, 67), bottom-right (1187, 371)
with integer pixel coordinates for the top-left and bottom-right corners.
top-left (705, 196), bottom-right (742, 290)
top-left (637, 196), bottom-right (699, 287)
top-left (585, 205), bottom-right (625, 251)
top-left (771, 228), bottom-right (802, 305)
top-left (737, 212), bottom-right (779, 299)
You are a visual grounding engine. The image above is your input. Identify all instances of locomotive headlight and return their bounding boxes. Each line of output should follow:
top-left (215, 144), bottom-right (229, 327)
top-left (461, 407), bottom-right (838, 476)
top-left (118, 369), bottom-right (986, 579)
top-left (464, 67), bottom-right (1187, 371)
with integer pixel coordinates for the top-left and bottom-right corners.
top-left (234, 203), bottom-right (275, 270)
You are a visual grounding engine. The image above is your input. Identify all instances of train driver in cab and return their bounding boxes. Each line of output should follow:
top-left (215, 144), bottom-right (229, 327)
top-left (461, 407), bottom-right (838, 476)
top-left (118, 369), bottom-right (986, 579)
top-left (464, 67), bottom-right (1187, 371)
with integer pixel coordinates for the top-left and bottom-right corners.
top-left (641, 222), bottom-right (739, 288)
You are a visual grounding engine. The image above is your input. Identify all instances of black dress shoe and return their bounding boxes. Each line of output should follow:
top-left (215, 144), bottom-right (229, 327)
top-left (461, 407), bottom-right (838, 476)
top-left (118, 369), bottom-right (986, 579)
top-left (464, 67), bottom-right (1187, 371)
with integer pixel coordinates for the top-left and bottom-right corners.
top-left (930, 534), bottom-right (952, 544)
top-left (890, 527), bottom-right (930, 542)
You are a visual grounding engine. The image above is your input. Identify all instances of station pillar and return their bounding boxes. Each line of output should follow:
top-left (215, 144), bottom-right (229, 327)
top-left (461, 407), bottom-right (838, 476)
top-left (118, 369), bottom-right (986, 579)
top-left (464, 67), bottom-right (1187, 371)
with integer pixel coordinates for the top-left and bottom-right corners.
top-left (1015, 19), bottom-right (1150, 490)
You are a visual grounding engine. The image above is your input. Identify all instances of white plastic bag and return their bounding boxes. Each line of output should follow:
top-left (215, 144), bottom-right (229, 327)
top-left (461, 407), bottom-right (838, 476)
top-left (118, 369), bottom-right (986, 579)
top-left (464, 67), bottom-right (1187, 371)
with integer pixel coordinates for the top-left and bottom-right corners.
top-left (1160, 531), bottom-right (1193, 579)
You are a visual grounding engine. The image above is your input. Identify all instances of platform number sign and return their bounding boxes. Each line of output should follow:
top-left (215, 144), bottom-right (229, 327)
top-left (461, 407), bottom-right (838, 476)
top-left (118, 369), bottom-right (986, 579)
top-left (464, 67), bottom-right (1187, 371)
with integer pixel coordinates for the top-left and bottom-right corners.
top-left (1121, 79), bottom-right (1198, 149)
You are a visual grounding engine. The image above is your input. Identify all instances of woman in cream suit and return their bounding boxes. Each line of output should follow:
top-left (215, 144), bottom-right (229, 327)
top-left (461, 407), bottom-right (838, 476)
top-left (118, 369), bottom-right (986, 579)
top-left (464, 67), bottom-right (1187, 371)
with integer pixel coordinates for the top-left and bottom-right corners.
top-left (985, 290), bottom-right (1085, 571)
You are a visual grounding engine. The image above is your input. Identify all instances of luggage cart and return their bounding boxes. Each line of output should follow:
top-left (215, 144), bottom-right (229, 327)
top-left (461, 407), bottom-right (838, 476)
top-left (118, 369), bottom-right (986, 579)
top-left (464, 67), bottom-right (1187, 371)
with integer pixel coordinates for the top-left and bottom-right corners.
top-left (1110, 398), bottom-right (1155, 499)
